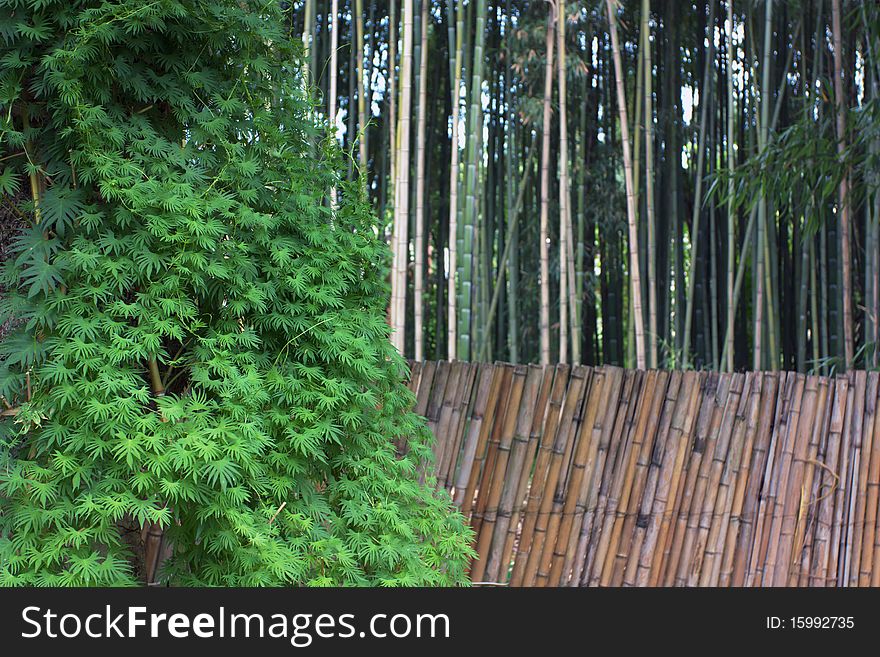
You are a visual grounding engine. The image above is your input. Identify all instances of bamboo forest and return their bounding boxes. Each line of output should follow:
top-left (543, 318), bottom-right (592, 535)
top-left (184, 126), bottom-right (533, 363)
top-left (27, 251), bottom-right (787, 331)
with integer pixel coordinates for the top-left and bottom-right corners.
top-left (279, 0), bottom-right (879, 373)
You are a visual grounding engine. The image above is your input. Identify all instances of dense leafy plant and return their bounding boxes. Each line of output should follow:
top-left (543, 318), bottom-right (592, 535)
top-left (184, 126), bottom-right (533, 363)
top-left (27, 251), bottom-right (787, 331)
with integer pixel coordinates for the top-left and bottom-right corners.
top-left (0, 0), bottom-right (473, 586)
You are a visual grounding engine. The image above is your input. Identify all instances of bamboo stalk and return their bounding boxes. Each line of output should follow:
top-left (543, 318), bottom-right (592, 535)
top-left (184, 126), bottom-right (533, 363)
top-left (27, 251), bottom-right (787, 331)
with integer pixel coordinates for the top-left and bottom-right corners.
top-left (413, 0), bottom-right (428, 360)
top-left (808, 376), bottom-right (848, 586)
top-left (581, 369), bottom-right (645, 586)
top-left (458, 364), bottom-right (506, 513)
top-left (641, 0), bottom-right (657, 367)
top-left (788, 376), bottom-right (829, 585)
top-left (699, 373), bottom-right (752, 586)
top-left (730, 373), bottom-right (779, 586)
top-left (485, 365), bottom-right (545, 582)
top-left (671, 373), bottom-right (731, 585)
top-left (555, 0), bottom-right (579, 365)
top-left (771, 375), bottom-right (818, 586)
top-left (471, 364), bottom-right (528, 582)
top-left (446, 0), bottom-right (464, 360)
top-left (831, 0), bottom-right (854, 368)
top-left (469, 364), bottom-right (514, 539)
top-left (522, 366), bottom-right (584, 586)
top-left (688, 373), bottom-right (744, 586)
top-left (860, 375), bottom-right (880, 585)
top-left (557, 368), bottom-right (629, 585)
top-left (509, 365), bottom-right (570, 587)
top-left (795, 376), bottom-right (832, 586)
top-left (501, 365), bottom-right (555, 582)
top-left (660, 373), bottom-right (721, 585)
top-left (538, 7), bottom-right (555, 365)
top-left (609, 370), bottom-right (674, 585)
top-left (354, 0), bottom-right (368, 177)
top-left (847, 372), bottom-right (876, 585)
top-left (605, 0), bottom-right (646, 369)
top-left (840, 371), bottom-right (866, 584)
top-left (603, 371), bottom-right (668, 585)
top-left (433, 362), bottom-right (469, 487)
top-left (538, 366), bottom-right (592, 585)
top-left (572, 367), bottom-right (625, 583)
top-left (645, 372), bottom-right (704, 586)
top-left (828, 375), bottom-right (855, 584)
top-left (390, 0), bottom-right (413, 353)
top-left (406, 361), bottom-right (422, 394)
top-left (751, 373), bottom-right (796, 586)
top-left (719, 374), bottom-right (766, 586)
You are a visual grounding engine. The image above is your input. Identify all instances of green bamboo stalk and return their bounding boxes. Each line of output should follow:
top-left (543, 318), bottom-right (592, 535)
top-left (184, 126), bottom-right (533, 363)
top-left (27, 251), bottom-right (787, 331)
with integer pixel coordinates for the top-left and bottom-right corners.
top-left (758, 0), bottom-right (776, 371)
top-left (458, 0), bottom-right (487, 361)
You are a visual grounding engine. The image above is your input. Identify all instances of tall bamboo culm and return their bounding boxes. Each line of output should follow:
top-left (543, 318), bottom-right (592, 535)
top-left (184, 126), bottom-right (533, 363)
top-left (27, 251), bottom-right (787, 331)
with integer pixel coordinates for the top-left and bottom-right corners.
top-left (557, 0), bottom-right (580, 365)
top-left (605, 0), bottom-right (646, 370)
top-left (391, 0), bottom-right (413, 353)
top-left (414, 0), bottom-right (429, 360)
top-left (446, 0), bottom-right (464, 360)
top-left (538, 7), bottom-right (555, 365)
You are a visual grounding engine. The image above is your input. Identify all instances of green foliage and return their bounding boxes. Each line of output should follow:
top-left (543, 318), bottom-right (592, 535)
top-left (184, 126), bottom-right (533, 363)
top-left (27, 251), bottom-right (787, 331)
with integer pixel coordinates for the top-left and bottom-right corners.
top-left (709, 95), bottom-right (880, 237)
top-left (0, 0), bottom-right (473, 586)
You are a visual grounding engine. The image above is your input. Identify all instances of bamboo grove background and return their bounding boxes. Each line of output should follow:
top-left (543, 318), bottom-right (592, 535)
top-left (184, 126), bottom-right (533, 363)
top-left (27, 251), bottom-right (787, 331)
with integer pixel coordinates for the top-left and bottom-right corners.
top-left (408, 360), bottom-right (880, 586)
top-left (286, 0), bottom-right (880, 372)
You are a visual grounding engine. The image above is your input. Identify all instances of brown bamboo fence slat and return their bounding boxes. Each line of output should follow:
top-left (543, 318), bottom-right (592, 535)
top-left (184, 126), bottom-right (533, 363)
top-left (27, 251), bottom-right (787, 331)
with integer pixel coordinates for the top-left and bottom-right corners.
top-left (407, 361), bottom-right (880, 587)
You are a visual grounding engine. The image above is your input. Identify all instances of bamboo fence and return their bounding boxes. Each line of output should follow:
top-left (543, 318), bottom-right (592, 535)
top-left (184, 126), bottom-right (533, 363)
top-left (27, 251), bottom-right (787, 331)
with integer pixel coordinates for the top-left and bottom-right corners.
top-left (406, 361), bottom-right (880, 587)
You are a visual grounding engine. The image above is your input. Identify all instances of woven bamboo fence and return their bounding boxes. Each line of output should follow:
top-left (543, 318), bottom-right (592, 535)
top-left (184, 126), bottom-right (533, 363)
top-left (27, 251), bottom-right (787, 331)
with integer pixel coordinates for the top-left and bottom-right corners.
top-left (406, 361), bottom-right (880, 587)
